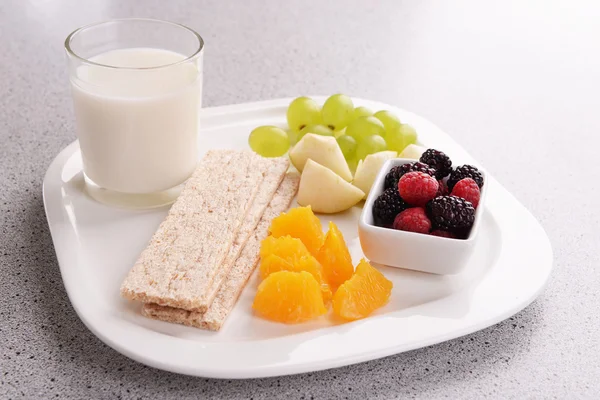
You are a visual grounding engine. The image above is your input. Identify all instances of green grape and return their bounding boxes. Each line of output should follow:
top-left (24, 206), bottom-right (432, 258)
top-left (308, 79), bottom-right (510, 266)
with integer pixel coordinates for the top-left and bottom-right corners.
top-left (386, 123), bottom-right (418, 153)
top-left (345, 116), bottom-right (385, 142)
top-left (336, 135), bottom-right (357, 160)
top-left (298, 124), bottom-right (334, 140)
top-left (347, 157), bottom-right (359, 174)
top-left (287, 129), bottom-right (299, 146)
top-left (385, 126), bottom-right (404, 153)
top-left (350, 106), bottom-right (373, 123)
top-left (374, 110), bottom-right (401, 136)
top-left (398, 123), bottom-right (418, 148)
top-left (287, 97), bottom-right (322, 133)
top-left (322, 94), bottom-right (354, 131)
top-left (248, 125), bottom-right (290, 157)
top-left (334, 127), bottom-right (346, 138)
top-left (356, 135), bottom-right (387, 161)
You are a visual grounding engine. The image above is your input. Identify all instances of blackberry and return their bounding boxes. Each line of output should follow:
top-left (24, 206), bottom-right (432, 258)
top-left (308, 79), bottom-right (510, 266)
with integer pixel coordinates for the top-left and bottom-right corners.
top-left (420, 149), bottom-right (452, 179)
top-left (384, 162), bottom-right (436, 190)
top-left (372, 188), bottom-right (409, 227)
top-left (426, 195), bottom-right (475, 235)
top-left (447, 165), bottom-right (484, 191)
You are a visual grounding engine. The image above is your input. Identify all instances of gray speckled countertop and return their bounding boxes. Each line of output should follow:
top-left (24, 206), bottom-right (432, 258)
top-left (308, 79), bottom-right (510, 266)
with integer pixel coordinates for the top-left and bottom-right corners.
top-left (1, 0), bottom-right (599, 398)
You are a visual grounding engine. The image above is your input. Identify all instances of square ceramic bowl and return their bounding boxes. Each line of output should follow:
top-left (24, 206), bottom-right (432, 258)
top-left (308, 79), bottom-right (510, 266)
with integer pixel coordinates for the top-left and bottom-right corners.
top-left (358, 158), bottom-right (487, 275)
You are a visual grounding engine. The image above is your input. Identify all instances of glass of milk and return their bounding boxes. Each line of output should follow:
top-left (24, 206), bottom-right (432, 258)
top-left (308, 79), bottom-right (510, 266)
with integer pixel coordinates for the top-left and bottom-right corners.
top-left (65, 19), bottom-right (204, 208)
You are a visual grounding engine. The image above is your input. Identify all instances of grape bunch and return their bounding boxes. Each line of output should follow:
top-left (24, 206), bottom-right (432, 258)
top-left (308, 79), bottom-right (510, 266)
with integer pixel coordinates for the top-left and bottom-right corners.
top-left (248, 95), bottom-right (418, 169)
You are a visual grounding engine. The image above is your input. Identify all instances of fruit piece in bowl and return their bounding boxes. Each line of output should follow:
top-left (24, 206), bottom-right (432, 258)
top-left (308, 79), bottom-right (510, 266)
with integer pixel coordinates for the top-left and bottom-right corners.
top-left (358, 152), bottom-right (487, 275)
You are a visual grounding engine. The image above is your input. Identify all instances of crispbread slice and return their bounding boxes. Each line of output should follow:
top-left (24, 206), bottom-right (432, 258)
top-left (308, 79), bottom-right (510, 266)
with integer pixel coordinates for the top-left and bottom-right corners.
top-left (142, 173), bottom-right (300, 330)
top-left (197, 157), bottom-right (289, 311)
top-left (120, 150), bottom-right (268, 311)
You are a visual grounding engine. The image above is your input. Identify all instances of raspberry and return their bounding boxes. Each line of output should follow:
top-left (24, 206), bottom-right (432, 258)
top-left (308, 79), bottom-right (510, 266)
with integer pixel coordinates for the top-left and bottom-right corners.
top-left (393, 207), bottom-right (431, 234)
top-left (451, 178), bottom-right (480, 208)
top-left (447, 165), bottom-right (484, 191)
top-left (436, 180), bottom-right (449, 197)
top-left (384, 162), bottom-right (436, 190)
top-left (426, 195), bottom-right (475, 234)
top-left (372, 188), bottom-right (409, 227)
top-left (398, 171), bottom-right (439, 206)
top-left (430, 230), bottom-right (455, 238)
top-left (420, 149), bottom-right (452, 179)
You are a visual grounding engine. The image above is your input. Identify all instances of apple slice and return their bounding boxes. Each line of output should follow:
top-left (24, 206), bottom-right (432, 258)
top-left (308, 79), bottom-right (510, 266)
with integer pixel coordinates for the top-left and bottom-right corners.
top-left (398, 144), bottom-right (427, 159)
top-left (289, 134), bottom-right (353, 181)
top-left (297, 159), bottom-right (365, 214)
top-left (352, 151), bottom-right (397, 197)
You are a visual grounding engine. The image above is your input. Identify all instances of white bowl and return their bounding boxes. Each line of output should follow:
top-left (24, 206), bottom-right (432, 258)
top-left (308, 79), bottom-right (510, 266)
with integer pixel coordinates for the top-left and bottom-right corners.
top-left (358, 158), bottom-right (487, 275)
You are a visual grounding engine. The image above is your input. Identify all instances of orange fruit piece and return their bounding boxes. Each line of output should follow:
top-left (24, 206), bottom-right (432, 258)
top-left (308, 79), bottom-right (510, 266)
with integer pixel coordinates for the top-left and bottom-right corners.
top-left (259, 254), bottom-right (332, 301)
top-left (333, 259), bottom-right (393, 321)
top-left (269, 206), bottom-right (324, 256)
top-left (260, 235), bottom-right (311, 260)
top-left (253, 271), bottom-right (327, 323)
top-left (316, 221), bottom-right (354, 290)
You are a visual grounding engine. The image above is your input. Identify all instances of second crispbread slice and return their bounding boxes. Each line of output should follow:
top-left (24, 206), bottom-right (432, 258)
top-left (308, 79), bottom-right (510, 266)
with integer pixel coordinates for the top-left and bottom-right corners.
top-left (142, 173), bottom-right (300, 330)
top-left (195, 156), bottom-right (290, 312)
top-left (120, 150), bottom-right (268, 312)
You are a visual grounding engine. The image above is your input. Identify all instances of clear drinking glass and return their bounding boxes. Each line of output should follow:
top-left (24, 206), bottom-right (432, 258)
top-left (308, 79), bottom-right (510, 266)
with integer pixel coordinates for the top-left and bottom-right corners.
top-left (65, 18), bottom-right (204, 208)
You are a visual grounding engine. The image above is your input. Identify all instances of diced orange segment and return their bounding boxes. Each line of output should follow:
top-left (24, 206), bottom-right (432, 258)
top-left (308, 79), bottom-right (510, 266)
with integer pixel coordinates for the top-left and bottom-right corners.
top-left (259, 254), bottom-right (332, 301)
top-left (260, 235), bottom-right (311, 261)
top-left (253, 271), bottom-right (327, 324)
top-left (316, 221), bottom-right (354, 290)
top-left (268, 206), bottom-right (324, 256)
top-left (259, 253), bottom-right (318, 280)
top-left (333, 259), bottom-right (393, 321)
top-left (260, 254), bottom-right (293, 279)
top-left (319, 283), bottom-right (333, 303)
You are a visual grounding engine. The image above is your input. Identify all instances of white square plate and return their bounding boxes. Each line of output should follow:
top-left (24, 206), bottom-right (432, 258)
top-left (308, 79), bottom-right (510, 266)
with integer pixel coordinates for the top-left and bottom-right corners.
top-left (43, 98), bottom-right (552, 379)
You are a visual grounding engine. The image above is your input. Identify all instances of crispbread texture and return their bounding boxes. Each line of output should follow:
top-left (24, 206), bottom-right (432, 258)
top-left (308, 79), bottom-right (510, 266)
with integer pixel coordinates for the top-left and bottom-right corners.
top-left (142, 173), bottom-right (300, 330)
top-left (197, 157), bottom-right (289, 311)
top-left (120, 150), bottom-right (268, 311)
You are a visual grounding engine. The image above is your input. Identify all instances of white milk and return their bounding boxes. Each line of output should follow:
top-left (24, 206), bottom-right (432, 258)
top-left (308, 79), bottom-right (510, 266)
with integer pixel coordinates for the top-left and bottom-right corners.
top-left (71, 48), bottom-right (202, 194)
